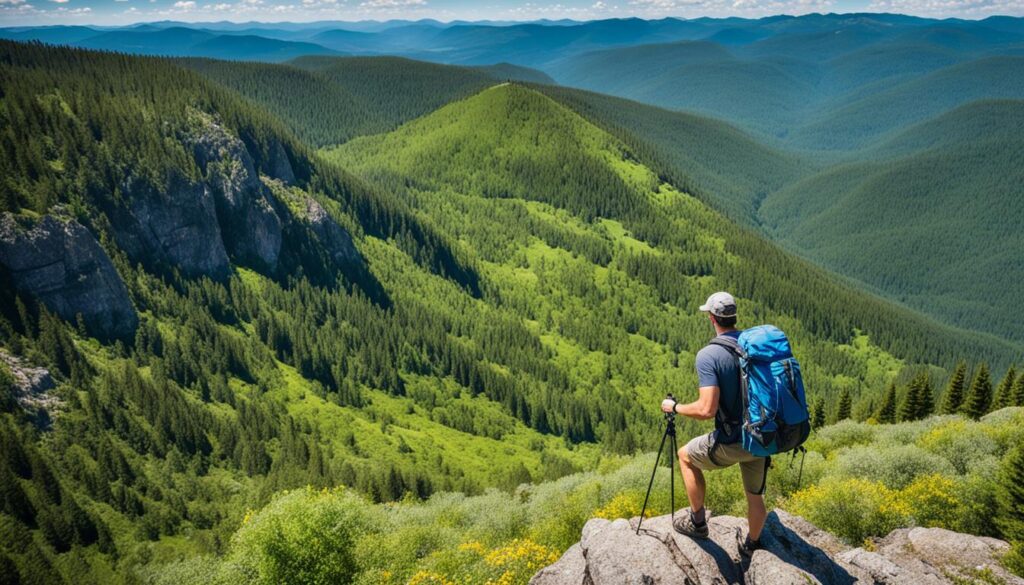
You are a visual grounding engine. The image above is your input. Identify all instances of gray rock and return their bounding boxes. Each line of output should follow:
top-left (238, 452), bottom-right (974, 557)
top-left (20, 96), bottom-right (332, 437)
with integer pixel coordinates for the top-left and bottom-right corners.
top-left (0, 349), bottom-right (58, 408)
top-left (532, 509), bottom-right (1023, 585)
top-left (633, 513), bottom-right (744, 584)
top-left (529, 543), bottom-right (587, 585)
top-left (268, 138), bottom-right (296, 185)
top-left (187, 113), bottom-right (282, 271)
top-left (305, 198), bottom-right (360, 266)
top-left (0, 213), bottom-right (137, 339)
top-left (838, 548), bottom-right (944, 585)
top-left (876, 527), bottom-right (1024, 585)
top-left (113, 174), bottom-right (231, 279)
top-left (583, 518), bottom-right (700, 584)
top-left (745, 549), bottom-right (822, 585)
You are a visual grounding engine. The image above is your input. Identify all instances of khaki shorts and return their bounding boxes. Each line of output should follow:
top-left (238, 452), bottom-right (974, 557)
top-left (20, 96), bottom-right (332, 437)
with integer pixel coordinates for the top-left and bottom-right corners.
top-left (684, 432), bottom-right (769, 495)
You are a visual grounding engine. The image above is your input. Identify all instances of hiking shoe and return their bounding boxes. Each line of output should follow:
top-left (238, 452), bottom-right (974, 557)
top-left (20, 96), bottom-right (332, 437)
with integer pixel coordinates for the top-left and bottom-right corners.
top-left (736, 529), bottom-right (761, 559)
top-left (672, 510), bottom-right (710, 539)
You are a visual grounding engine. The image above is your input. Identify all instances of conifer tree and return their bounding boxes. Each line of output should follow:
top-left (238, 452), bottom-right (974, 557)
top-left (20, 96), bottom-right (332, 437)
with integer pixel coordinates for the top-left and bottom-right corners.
top-left (998, 445), bottom-right (1024, 542)
top-left (918, 372), bottom-right (934, 419)
top-left (901, 372), bottom-right (933, 424)
top-left (875, 382), bottom-right (898, 424)
top-left (963, 363), bottom-right (993, 419)
top-left (1012, 373), bottom-right (1024, 407)
top-left (835, 388), bottom-right (852, 423)
top-left (811, 399), bottom-right (826, 430)
top-left (940, 361), bottom-right (967, 414)
top-left (992, 366), bottom-right (1017, 411)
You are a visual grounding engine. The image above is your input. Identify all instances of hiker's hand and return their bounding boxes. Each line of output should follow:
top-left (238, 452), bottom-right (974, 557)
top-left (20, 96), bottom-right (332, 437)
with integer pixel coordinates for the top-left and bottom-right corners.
top-left (661, 398), bottom-right (676, 413)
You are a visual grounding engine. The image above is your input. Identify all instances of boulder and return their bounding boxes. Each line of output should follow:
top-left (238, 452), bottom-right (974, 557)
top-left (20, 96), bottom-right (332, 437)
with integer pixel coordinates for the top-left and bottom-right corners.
top-left (0, 213), bottom-right (137, 339)
top-left (531, 509), bottom-right (1024, 585)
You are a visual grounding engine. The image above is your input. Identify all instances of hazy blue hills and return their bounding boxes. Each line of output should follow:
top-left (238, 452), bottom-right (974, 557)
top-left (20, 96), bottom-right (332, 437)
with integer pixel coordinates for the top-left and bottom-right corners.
top-left (758, 100), bottom-right (1024, 342)
top-left (549, 22), bottom-right (1024, 150)
top-left (2, 25), bottom-right (341, 62)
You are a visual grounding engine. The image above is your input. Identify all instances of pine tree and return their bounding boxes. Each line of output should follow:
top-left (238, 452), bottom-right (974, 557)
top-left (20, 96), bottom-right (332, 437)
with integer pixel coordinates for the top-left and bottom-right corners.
top-left (835, 388), bottom-right (852, 423)
top-left (811, 399), bottom-right (826, 430)
top-left (898, 376), bottom-right (923, 422)
top-left (963, 363), bottom-right (993, 419)
top-left (992, 366), bottom-right (1017, 411)
top-left (1012, 373), bottom-right (1024, 407)
top-left (940, 361), bottom-right (967, 414)
top-left (875, 382), bottom-right (898, 424)
top-left (998, 445), bottom-right (1024, 542)
top-left (918, 372), bottom-right (934, 419)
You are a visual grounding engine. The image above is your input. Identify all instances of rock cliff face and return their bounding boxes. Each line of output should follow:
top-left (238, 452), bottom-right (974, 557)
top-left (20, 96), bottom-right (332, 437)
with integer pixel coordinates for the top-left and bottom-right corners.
top-left (0, 213), bottom-right (138, 340)
top-left (531, 509), bottom-right (1023, 585)
top-left (186, 113), bottom-right (283, 272)
top-left (304, 197), bottom-right (360, 266)
top-left (111, 174), bottom-right (231, 279)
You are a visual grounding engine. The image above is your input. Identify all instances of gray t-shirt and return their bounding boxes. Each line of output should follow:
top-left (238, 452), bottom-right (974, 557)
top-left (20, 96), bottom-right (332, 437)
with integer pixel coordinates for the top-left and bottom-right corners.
top-left (695, 330), bottom-right (743, 444)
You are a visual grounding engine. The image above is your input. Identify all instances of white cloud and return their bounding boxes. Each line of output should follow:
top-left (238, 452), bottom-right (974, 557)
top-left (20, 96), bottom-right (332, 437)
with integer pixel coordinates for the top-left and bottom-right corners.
top-left (359, 0), bottom-right (426, 7)
top-left (49, 0), bottom-right (69, 4)
top-left (173, 0), bottom-right (195, 7)
top-left (0, 0), bottom-right (27, 4)
top-left (867, 0), bottom-right (1024, 15)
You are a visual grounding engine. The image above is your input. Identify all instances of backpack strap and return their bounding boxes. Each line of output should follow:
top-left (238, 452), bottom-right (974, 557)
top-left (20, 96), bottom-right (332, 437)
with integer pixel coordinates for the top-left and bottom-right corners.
top-left (707, 335), bottom-right (748, 436)
top-left (709, 335), bottom-right (746, 360)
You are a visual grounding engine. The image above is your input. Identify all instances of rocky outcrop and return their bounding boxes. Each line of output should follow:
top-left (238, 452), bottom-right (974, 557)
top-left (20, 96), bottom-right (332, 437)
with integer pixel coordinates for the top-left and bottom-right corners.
top-left (0, 213), bottom-right (138, 339)
top-left (531, 509), bottom-right (1023, 585)
top-left (112, 174), bottom-right (231, 279)
top-left (304, 197), bottom-right (360, 266)
top-left (0, 349), bottom-right (60, 422)
top-left (186, 112), bottom-right (282, 271)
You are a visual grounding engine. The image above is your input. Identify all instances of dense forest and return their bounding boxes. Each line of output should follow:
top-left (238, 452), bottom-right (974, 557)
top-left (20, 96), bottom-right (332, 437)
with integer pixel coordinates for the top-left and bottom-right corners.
top-left (0, 40), bottom-right (1021, 584)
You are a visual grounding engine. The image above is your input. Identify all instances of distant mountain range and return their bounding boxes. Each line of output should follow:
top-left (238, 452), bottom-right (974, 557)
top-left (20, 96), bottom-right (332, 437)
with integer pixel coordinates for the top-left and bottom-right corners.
top-left (3, 13), bottom-right (1021, 340)
top-left (6, 14), bottom-right (1020, 66)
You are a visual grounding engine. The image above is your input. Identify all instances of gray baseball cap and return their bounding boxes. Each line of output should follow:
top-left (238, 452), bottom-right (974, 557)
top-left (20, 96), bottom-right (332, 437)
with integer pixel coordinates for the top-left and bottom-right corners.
top-left (699, 291), bottom-right (737, 317)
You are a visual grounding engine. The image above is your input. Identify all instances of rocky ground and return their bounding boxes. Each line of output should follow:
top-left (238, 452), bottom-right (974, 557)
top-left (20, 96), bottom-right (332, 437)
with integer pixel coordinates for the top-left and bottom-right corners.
top-left (531, 509), bottom-right (1022, 585)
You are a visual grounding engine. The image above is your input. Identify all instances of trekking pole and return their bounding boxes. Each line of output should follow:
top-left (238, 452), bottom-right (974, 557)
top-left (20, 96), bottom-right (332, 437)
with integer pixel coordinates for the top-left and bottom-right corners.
top-left (637, 394), bottom-right (677, 535)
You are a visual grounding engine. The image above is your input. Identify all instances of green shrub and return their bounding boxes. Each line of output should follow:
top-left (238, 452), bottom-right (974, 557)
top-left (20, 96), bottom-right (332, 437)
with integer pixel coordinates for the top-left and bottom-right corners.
top-left (1003, 541), bottom-right (1024, 578)
top-left (833, 444), bottom-right (954, 489)
top-left (808, 420), bottom-right (876, 455)
top-left (917, 419), bottom-right (999, 475)
top-left (786, 477), bottom-right (909, 544)
top-left (900, 474), bottom-right (960, 529)
top-left (228, 487), bottom-right (375, 585)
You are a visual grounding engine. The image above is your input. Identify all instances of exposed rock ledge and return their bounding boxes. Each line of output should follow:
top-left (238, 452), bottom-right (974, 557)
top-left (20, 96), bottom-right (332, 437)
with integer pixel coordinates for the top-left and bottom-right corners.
top-left (531, 509), bottom-right (1022, 585)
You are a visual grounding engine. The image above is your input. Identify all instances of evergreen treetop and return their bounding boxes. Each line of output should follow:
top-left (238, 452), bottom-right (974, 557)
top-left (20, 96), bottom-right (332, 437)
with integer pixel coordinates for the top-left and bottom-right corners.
top-left (940, 361), bottom-right (967, 415)
top-left (993, 366), bottom-right (1017, 411)
top-left (963, 363), bottom-right (993, 419)
top-left (875, 382), bottom-right (898, 424)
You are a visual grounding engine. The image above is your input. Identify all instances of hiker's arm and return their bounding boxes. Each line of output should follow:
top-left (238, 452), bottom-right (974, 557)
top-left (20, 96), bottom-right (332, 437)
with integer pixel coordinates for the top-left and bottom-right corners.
top-left (660, 386), bottom-right (719, 420)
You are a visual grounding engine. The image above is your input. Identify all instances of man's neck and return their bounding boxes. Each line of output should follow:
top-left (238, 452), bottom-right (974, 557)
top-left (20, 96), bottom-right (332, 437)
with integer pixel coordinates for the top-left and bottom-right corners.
top-left (714, 325), bottom-right (738, 336)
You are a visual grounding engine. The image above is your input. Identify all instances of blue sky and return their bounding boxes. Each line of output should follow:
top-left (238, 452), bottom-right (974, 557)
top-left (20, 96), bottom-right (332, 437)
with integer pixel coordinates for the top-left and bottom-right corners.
top-left (1, 0), bottom-right (1021, 26)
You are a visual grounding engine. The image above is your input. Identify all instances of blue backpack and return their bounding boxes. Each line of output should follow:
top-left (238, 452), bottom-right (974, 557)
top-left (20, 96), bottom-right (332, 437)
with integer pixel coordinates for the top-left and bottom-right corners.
top-left (711, 325), bottom-right (811, 457)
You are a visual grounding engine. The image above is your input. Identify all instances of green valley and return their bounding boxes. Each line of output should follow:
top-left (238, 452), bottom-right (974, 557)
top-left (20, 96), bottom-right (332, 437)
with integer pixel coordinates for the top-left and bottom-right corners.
top-left (0, 15), bottom-right (1023, 585)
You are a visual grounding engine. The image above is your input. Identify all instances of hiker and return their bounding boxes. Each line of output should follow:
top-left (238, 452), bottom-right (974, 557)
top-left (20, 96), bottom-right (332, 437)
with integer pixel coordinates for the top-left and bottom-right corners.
top-left (660, 291), bottom-right (767, 558)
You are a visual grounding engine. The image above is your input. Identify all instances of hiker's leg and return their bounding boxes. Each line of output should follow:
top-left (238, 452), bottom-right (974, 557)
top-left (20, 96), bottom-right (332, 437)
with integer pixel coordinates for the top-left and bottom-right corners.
top-left (739, 457), bottom-right (770, 541)
top-left (678, 445), bottom-right (706, 512)
top-left (745, 491), bottom-right (767, 541)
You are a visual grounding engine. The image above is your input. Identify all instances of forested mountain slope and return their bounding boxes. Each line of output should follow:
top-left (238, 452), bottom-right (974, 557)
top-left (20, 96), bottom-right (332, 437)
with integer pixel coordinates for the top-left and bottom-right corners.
top-left (0, 41), bottom-right (1021, 584)
top-left (72, 26), bottom-right (341, 62)
top-left (549, 37), bottom-right (1024, 150)
top-left (758, 100), bottom-right (1024, 343)
top-left (182, 56), bottom-right (551, 147)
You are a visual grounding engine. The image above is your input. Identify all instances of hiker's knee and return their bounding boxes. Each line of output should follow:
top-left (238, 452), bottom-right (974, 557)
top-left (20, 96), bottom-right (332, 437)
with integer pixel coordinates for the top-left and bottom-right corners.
top-left (678, 446), bottom-right (691, 465)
